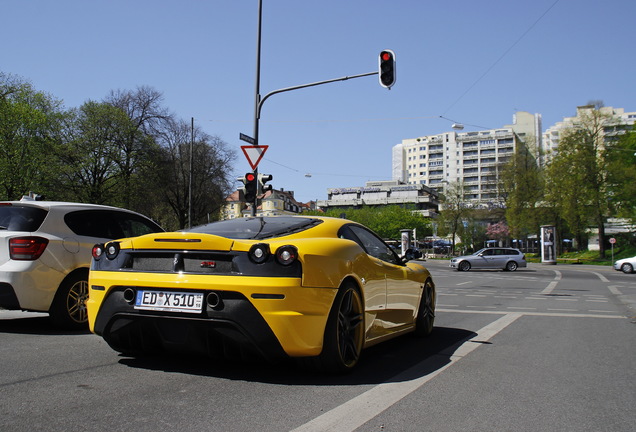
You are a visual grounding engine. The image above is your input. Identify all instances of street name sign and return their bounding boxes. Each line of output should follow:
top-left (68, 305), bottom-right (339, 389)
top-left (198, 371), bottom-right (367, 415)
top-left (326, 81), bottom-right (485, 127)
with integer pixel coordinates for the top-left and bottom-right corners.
top-left (239, 133), bottom-right (256, 145)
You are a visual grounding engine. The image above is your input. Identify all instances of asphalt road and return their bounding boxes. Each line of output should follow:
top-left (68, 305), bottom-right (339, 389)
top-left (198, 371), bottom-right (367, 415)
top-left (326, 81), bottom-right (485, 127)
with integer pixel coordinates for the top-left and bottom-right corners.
top-left (1, 260), bottom-right (634, 432)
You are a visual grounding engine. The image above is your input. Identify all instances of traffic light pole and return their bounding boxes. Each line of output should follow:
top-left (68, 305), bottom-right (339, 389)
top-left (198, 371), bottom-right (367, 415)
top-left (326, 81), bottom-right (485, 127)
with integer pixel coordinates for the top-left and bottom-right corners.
top-left (251, 0), bottom-right (380, 216)
top-left (251, 0), bottom-right (263, 216)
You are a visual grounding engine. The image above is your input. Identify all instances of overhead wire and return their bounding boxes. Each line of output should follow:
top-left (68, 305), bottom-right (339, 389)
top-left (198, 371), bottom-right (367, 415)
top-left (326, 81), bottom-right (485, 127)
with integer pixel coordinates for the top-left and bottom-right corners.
top-left (442, 0), bottom-right (562, 115)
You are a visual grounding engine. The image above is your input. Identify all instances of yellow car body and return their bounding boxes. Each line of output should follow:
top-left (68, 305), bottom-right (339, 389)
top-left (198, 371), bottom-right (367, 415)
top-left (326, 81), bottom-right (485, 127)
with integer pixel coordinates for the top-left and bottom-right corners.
top-left (87, 216), bottom-right (435, 372)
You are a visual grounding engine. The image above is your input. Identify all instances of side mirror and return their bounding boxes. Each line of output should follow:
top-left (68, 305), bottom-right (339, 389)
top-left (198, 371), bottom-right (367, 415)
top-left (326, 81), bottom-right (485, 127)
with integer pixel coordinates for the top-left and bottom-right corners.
top-left (402, 248), bottom-right (422, 262)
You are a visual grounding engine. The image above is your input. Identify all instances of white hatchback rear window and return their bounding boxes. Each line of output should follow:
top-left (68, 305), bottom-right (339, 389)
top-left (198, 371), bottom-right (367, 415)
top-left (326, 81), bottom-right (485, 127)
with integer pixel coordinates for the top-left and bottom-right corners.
top-left (0, 205), bottom-right (48, 231)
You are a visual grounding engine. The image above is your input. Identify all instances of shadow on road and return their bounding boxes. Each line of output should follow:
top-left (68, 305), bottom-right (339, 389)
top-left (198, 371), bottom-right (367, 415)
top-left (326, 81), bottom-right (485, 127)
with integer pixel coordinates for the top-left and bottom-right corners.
top-left (0, 313), bottom-right (90, 336)
top-left (117, 326), bottom-right (477, 386)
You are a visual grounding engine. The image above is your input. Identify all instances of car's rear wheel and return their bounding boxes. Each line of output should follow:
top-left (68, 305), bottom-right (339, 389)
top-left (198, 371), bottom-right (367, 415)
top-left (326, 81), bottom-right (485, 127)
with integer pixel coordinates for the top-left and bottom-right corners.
top-left (414, 278), bottom-right (435, 337)
top-left (621, 263), bottom-right (634, 274)
top-left (316, 282), bottom-right (364, 373)
top-left (505, 261), bottom-right (518, 272)
top-left (458, 261), bottom-right (471, 272)
top-left (49, 271), bottom-right (89, 330)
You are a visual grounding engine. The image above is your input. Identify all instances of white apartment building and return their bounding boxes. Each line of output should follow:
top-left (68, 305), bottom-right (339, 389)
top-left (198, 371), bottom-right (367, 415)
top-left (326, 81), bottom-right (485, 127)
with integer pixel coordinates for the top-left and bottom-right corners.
top-left (392, 111), bottom-right (541, 206)
top-left (541, 105), bottom-right (636, 165)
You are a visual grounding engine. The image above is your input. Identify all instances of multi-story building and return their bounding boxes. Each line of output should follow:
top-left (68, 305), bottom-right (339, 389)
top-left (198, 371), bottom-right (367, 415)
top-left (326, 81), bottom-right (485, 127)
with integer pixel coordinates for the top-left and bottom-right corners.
top-left (221, 188), bottom-right (305, 219)
top-left (541, 105), bottom-right (636, 166)
top-left (317, 180), bottom-right (439, 217)
top-left (392, 111), bottom-right (541, 206)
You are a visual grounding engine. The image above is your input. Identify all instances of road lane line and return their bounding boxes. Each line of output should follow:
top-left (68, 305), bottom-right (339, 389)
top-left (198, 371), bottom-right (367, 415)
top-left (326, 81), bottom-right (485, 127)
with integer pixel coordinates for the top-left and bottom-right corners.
top-left (438, 308), bottom-right (623, 318)
top-left (540, 269), bottom-right (561, 295)
top-left (592, 271), bottom-right (609, 283)
top-left (291, 313), bottom-right (522, 432)
top-left (608, 285), bottom-right (623, 295)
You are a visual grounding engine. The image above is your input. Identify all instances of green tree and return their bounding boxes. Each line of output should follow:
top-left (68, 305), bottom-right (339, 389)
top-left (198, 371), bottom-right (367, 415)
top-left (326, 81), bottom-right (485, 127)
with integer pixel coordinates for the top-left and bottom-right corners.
top-left (606, 125), bottom-right (636, 223)
top-left (0, 73), bottom-right (64, 200)
top-left (312, 205), bottom-right (431, 241)
top-left (544, 107), bottom-right (614, 257)
top-left (437, 181), bottom-right (470, 254)
top-left (500, 135), bottom-right (544, 240)
top-left (51, 101), bottom-right (134, 204)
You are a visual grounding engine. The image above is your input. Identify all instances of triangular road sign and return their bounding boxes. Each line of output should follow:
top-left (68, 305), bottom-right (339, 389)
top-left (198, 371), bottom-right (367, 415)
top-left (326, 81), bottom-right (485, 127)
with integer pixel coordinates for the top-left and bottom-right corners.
top-left (241, 145), bottom-right (268, 170)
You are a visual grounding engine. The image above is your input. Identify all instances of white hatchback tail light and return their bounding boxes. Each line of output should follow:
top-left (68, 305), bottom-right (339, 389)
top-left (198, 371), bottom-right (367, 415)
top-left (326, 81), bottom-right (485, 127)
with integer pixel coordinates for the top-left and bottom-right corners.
top-left (9, 237), bottom-right (49, 260)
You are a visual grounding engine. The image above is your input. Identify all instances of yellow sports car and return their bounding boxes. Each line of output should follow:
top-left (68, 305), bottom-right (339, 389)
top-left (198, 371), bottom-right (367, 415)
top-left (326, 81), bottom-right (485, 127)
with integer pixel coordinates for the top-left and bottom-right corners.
top-left (87, 216), bottom-right (435, 372)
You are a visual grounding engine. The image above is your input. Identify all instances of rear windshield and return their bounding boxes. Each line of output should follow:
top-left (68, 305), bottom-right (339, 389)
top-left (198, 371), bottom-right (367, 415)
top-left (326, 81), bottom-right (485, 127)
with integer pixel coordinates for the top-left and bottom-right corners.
top-left (0, 205), bottom-right (48, 232)
top-left (188, 216), bottom-right (322, 240)
top-left (65, 210), bottom-right (163, 239)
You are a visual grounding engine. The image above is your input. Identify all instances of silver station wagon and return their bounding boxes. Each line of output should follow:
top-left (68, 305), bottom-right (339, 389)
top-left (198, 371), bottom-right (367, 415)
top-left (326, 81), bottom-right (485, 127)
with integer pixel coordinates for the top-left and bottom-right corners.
top-left (450, 247), bottom-right (527, 272)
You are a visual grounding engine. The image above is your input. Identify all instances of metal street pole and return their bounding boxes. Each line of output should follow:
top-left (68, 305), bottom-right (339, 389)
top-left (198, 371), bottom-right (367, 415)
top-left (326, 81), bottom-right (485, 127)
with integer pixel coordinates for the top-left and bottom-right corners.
top-left (189, 117), bottom-right (194, 228)
top-left (249, 0), bottom-right (381, 217)
top-left (251, 0), bottom-right (263, 216)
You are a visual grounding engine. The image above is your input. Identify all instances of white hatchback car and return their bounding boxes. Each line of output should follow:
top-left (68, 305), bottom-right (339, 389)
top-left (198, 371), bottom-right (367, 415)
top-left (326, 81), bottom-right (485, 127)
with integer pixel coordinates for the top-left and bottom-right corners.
top-left (0, 199), bottom-right (163, 329)
top-left (613, 255), bottom-right (636, 274)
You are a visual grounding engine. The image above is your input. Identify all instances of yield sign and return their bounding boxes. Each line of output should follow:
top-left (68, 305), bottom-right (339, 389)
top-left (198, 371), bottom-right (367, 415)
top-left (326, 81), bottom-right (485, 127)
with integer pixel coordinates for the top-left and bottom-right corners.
top-left (241, 145), bottom-right (268, 170)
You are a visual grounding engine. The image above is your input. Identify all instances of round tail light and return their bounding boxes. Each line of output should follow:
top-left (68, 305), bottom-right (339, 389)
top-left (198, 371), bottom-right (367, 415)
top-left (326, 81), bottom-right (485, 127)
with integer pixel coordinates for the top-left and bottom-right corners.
top-left (275, 245), bottom-right (298, 266)
top-left (249, 243), bottom-right (270, 264)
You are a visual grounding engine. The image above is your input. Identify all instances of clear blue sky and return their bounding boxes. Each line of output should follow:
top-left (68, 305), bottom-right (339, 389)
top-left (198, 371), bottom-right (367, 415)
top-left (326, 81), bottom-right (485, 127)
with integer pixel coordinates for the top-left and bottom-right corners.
top-left (3, 0), bottom-right (634, 203)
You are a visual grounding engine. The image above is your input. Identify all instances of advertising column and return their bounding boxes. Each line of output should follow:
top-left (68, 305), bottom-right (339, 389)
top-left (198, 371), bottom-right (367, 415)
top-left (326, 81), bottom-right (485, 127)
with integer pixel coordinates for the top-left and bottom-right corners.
top-left (541, 225), bottom-right (556, 264)
top-left (400, 229), bottom-right (412, 256)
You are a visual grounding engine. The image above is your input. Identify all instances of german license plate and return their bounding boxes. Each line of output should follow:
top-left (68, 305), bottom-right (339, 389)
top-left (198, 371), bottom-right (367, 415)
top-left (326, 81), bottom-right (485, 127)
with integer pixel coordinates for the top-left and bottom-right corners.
top-left (134, 290), bottom-right (204, 313)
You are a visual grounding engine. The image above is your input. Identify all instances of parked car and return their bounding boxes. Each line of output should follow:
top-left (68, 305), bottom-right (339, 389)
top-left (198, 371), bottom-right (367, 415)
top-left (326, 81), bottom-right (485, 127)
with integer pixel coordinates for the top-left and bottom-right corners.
top-left (87, 216), bottom-right (435, 372)
top-left (0, 199), bottom-right (163, 329)
top-left (613, 255), bottom-right (636, 274)
top-left (450, 247), bottom-right (527, 272)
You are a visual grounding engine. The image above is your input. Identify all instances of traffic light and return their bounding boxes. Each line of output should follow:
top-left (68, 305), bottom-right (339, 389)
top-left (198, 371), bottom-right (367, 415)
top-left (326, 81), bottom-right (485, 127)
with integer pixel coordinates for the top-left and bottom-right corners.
top-left (238, 172), bottom-right (258, 202)
top-left (258, 173), bottom-right (273, 194)
top-left (378, 50), bottom-right (396, 89)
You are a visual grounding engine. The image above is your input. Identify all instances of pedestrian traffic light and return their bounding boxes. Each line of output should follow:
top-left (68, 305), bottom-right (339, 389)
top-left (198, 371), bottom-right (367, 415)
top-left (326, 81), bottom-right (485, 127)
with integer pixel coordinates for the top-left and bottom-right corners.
top-left (258, 173), bottom-right (273, 194)
top-left (379, 50), bottom-right (396, 89)
top-left (238, 172), bottom-right (258, 202)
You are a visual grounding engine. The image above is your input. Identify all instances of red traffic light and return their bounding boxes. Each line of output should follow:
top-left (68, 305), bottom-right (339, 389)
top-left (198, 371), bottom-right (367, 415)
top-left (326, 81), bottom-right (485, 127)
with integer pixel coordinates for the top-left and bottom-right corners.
top-left (379, 50), bottom-right (396, 89)
top-left (246, 173), bottom-right (256, 182)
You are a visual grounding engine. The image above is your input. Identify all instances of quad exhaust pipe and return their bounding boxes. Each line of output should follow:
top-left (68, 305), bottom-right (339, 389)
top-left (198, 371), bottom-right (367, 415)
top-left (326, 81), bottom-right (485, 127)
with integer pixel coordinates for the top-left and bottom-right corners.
top-left (123, 288), bottom-right (136, 304)
top-left (206, 291), bottom-right (222, 309)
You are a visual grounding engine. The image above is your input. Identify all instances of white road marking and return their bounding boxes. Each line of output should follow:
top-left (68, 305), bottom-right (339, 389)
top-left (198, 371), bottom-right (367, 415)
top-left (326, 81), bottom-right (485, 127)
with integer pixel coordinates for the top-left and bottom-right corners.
top-left (438, 309), bottom-right (623, 319)
top-left (540, 269), bottom-right (562, 294)
top-left (608, 285), bottom-right (623, 295)
top-left (291, 313), bottom-right (523, 432)
top-left (592, 271), bottom-right (610, 283)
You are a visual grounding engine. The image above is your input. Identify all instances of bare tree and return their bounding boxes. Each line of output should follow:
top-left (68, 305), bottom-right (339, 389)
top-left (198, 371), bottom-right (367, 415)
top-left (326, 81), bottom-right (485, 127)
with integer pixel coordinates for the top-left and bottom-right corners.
top-left (152, 119), bottom-right (236, 229)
